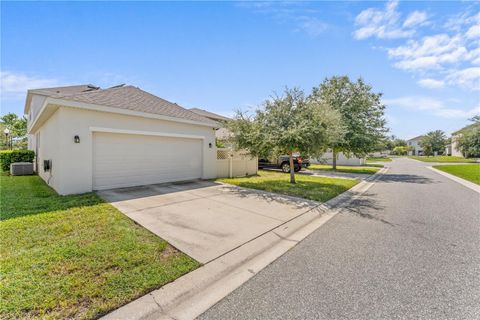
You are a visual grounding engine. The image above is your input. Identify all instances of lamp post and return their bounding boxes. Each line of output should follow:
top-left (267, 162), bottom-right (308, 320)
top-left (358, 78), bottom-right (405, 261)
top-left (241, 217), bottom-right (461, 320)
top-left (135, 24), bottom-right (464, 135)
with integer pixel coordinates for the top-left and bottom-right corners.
top-left (3, 128), bottom-right (10, 150)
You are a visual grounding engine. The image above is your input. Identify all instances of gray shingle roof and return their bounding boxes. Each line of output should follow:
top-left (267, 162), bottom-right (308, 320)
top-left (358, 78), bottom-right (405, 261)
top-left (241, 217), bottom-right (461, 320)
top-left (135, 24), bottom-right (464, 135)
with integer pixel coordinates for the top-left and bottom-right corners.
top-left (189, 108), bottom-right (231, 121)
top-left (29, 84), bottom-right (99, 97)
top-left (407, 135), bottom-right (425, 141)
top-left (32, 84), bottom-right (218, 126)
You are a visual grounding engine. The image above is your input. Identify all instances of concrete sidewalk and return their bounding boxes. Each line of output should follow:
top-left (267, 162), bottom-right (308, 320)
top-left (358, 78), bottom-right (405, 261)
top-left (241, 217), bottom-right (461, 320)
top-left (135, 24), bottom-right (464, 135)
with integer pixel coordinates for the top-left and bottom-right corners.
top-left (101, 168), bottom-right (388, 320)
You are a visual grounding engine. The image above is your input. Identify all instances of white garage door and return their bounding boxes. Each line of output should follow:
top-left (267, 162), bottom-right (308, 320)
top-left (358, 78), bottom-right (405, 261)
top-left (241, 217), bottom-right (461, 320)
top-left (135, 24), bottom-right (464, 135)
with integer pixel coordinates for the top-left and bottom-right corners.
top-left (93, 132), bottom-right (202, 190)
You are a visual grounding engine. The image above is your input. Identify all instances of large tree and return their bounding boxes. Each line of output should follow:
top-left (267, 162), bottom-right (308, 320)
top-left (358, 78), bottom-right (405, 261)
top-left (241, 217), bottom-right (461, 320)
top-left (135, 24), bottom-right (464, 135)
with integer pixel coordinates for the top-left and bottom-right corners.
top-left (311, 76), bottom-right (387, 169)
top-left (0, 113), bottom-right (28, 150)
top-left (420, 130), bottom-right (447, 156)
top-left (228, 87), bottom-right (342, 183)
top-left (457, 116), bottom-right (480, 158)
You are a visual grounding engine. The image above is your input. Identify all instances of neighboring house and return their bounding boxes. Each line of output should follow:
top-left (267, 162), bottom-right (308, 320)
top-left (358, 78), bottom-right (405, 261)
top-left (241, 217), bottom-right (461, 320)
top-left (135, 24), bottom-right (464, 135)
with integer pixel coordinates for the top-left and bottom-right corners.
top-left (451, 136), bottom-right (463, 157)
top-left (407, 135), bottom-right (425, 156)
top-left (25, 84), bottom-right (219, 195)
top-left (189, 108), bottom-right (231, 140)
top-left (448, 123), bottom-right (477, 157)
top-left (311, 151), bottom-right (366, 166)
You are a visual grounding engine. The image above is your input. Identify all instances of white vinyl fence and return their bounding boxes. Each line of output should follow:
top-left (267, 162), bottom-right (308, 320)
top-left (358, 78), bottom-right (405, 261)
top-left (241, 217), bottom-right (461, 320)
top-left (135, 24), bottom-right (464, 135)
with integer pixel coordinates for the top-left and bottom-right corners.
top-left (217, 148), bottom-right (258, 178)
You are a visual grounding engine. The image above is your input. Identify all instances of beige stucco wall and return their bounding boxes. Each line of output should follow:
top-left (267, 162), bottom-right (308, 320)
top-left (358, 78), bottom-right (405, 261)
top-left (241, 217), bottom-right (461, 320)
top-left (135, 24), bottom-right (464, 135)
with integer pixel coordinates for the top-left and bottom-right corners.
top-left (33, 110), bottom-right (62, 192)
top-left (33, 106), bottom-right (217, 195)
top-left (451, 135), bottom-right (463, 157)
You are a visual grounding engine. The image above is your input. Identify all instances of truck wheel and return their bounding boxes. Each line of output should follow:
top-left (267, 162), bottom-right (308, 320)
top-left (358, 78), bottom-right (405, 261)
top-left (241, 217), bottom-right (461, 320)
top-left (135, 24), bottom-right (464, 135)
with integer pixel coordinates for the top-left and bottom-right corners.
top-left (281, 162), bottom-right (290, 173)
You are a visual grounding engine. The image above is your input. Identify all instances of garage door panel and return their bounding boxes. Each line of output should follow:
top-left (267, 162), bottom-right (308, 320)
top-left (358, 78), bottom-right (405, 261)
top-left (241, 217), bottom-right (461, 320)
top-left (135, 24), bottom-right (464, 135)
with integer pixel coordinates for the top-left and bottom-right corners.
top-left (93, 132), bottom-right (202, 190)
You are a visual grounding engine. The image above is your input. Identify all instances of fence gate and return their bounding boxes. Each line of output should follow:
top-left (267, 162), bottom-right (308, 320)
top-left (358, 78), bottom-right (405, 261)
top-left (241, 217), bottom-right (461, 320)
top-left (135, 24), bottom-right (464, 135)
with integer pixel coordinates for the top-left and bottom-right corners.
top-left (216, 148), bottom-right (257, 178)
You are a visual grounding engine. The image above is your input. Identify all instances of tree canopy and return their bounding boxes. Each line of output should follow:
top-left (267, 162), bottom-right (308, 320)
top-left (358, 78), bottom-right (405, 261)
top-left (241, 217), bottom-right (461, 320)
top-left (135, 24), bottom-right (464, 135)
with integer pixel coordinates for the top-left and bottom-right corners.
top-left (310, 76), bottom-right (387, 168)
top-left (0, 113), bottom-right (28, 150)
top-left (228, 87), bottom-right (343, 183)
top-left (457, 116), bottom-right (480, 158)
top-left (420, 130), bottom-right (447, 156)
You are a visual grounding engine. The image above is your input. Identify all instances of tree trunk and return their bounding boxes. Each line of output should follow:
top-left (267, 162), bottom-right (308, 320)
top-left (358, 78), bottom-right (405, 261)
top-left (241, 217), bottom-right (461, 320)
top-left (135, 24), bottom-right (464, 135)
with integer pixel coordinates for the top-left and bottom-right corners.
top-left (332, 148), bottom-right (337, 170)
top-left (288, 151), bottom-right (296, 184)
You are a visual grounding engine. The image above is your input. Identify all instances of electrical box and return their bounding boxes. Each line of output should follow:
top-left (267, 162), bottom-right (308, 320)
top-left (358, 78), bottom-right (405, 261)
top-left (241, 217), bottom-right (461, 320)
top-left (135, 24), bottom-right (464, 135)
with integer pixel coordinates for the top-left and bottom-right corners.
top-left (43, 159), bottom-right (52, 172)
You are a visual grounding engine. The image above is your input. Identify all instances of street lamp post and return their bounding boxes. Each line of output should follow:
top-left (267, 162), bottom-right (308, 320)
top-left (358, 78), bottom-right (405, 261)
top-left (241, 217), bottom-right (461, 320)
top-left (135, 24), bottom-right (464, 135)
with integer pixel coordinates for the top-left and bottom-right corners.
top-left (3, 128), bottom-right (10, 150)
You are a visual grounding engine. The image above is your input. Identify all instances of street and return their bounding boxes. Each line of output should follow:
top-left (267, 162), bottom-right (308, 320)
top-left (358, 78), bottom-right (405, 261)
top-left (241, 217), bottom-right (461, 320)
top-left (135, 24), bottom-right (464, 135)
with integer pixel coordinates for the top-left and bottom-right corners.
top-left (199, 158), bottom-right (480, 320)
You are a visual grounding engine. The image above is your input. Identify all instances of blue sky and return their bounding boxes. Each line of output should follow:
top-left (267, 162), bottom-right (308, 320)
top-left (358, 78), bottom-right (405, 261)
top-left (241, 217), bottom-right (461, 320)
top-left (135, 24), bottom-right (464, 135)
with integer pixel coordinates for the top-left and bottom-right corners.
top-left (1, 1), bottom-right (479, 139)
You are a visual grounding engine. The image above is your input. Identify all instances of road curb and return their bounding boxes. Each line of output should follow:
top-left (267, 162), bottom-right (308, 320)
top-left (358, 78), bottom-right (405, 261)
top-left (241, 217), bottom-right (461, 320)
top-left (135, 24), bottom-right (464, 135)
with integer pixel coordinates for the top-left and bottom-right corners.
top-left (427, 166), bottom-right (480, 194)
top-left (101, 167), bottom-right (389, 320)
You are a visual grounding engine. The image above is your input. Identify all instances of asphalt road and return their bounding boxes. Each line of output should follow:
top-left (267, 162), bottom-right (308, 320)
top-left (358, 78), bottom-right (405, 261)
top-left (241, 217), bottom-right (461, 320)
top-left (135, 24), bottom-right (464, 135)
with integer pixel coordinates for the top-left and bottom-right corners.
top-left (199, 158), bottom-right (480, 320)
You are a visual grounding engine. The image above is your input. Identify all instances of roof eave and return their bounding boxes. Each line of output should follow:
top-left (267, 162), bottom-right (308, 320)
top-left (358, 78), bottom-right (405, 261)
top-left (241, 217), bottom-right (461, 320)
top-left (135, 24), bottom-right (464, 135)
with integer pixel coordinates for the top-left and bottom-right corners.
top-left (47, 97), bottom-right (220, 128)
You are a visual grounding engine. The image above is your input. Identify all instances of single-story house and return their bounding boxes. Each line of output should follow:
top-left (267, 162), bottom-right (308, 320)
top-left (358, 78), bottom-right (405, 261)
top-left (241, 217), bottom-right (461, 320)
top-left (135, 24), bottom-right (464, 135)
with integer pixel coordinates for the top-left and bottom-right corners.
top-left (25, 84), bottom-right (219, 195)
top-left (311, 151), bottom-right (366, 166)
top-left (407, 135), bottom-right (425, 156)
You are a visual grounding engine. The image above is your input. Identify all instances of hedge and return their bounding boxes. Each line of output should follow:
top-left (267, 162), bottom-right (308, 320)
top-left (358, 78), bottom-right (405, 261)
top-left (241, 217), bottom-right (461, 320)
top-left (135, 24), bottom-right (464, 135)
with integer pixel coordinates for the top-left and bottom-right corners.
top-left (0, 150), bottom-right (35, 172)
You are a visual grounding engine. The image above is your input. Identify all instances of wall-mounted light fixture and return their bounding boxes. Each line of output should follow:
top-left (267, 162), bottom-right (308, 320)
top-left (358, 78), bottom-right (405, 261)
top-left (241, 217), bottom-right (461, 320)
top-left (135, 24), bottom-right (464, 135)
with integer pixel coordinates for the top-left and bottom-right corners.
top-left (74, 135), bottom-right (80, 143)
top-left (209, 142), bottom-right (212, 148)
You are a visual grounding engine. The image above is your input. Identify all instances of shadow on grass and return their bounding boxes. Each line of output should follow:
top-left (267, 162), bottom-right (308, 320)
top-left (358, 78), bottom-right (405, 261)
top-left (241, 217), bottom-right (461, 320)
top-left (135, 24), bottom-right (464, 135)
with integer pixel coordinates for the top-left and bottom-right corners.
top-left (0, 174), bottom-right (102, 221)
top-left (226, 178), bottom-right (355, 203)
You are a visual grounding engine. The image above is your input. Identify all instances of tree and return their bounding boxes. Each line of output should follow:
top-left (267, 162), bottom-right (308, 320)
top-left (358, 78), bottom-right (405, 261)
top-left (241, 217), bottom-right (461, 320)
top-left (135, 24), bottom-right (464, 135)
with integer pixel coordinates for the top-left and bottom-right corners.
top-left (311, 76), bottom-right (387, 169)
top-left (0, 113), bottom-right (28, 150)
top-left (420, 130), bottom-right (447, 156)
top-left (457, 116), bottom-right (480, 158)
top-left (228, 87), bottom-right (342, 183)
top-left (392, 146), bottom-right (410, 155)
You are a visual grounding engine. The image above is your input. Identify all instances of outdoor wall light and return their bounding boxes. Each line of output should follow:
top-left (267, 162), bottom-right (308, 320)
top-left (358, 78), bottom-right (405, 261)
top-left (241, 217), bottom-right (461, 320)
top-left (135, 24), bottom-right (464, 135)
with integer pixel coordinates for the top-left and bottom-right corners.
top-left (209, 142), bottom-right (212, 148)
top-left (74, 135), bottom-right (80, 143)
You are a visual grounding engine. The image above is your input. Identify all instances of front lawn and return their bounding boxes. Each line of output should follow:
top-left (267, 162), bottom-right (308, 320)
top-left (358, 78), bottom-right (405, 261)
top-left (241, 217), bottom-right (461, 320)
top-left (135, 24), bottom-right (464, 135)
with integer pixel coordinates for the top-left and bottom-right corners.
top-left (309, 164), bottom-right (380, 174)
top-left (0, 174), bottom-right (200, 319)
top-left (366, 157), bottom-right (392, 162)
top-left (217, 170), bottom-right (358, 203)
top-left (409, 156), bottom-right (478, 163)
top-left (433, 164), bottom-right (480, 185)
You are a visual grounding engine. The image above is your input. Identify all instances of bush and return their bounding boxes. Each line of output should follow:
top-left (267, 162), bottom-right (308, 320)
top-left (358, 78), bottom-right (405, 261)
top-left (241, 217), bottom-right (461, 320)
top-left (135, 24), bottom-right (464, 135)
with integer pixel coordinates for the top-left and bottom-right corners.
top-left (0, 150), bottom-right (35, 171)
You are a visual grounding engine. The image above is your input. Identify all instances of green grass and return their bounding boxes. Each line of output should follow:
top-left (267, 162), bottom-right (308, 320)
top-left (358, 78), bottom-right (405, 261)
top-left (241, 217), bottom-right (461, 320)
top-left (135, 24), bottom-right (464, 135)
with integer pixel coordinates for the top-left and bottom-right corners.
top-left (0, 174), bottom-right (200, 319)
top-left (409, 156), bottom-right (478, 163)
top-left (366, 157), bottom-right (392, 162)
top-left (217, 170), bottom-right (359, 203)
top-left (433, 164), bottom-right (480, 185)
top-left (365, 163), bottom-right (385, 168)
top-left (309, 164), bottom-right (380, 174)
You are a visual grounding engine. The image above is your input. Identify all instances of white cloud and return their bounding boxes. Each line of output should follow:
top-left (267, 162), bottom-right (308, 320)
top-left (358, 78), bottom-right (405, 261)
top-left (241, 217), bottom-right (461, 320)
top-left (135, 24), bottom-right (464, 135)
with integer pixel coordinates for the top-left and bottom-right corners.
top-left (418, 78), bottom-right (445, 89)
top-left (237, 2), bottom-right (328, 37)
top-left (384, 96), bottom-right (479, 119)
top-left (295, 16), bottom-right (328, 37)
top-left (466, 24), bottom-right (480, 39)
top-left (1, 71), bottom-right (59, 98)
top-left (353, 1), bottom-right (428, 40)
top-left (403, 11), bottom-right (428, 28)
top-left (446, 67), bottom-right (480, 91)
top-left (434, 106), bottom-right (480, 118)
top-left (355, 5), bottom-right (480, 91)
top-left (388, 34), bottom-right (468, 70)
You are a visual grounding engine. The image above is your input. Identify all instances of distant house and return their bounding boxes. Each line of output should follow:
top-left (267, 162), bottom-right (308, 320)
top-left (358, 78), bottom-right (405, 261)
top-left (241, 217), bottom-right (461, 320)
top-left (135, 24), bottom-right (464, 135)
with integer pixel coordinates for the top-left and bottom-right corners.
top-left (407, 135), bottom-right (425, 156)
top-left (311, 151), bottom-right (366, 166)
top-left (190, 108), bottom-right (231, 140)
top-left (448, 122), bottom-right (478, 157)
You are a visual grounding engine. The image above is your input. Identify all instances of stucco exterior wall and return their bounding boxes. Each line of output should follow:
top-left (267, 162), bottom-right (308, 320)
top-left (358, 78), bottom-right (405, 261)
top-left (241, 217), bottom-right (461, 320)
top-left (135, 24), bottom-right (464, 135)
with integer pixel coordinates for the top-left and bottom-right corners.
top-left (407, 139), bottom-right (423, 156)
top-left (35, 106), bottom-right (217, 195)
top-left (451, 135), bottom-right (463, 157)
top-left (34, 110), bottom-right (62, 192)
top-left (27, 95), bottom-right (47, 150)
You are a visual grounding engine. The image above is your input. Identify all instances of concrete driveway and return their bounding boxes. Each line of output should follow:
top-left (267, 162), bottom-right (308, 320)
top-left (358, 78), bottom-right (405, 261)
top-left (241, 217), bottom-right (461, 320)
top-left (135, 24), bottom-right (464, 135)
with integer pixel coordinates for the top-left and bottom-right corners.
top-left (98, 180), bottom-right (322, 263)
